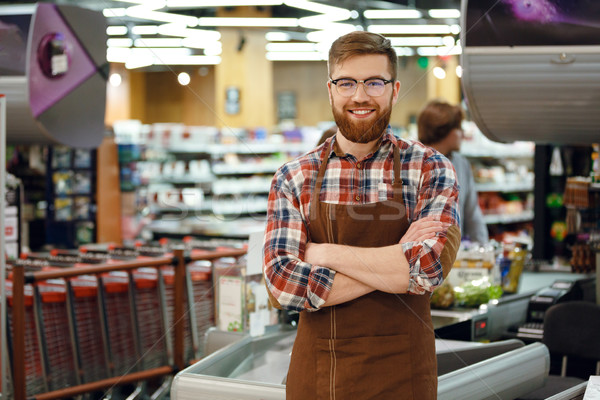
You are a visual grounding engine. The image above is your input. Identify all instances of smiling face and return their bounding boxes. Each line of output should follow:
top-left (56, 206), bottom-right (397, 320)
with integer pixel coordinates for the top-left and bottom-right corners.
top-left (328, 54), bottom-right (401, 144)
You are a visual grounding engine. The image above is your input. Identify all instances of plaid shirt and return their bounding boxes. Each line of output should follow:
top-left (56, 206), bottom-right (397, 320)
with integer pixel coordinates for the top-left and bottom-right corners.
top-left (263, 129), bottom-right (460, 311)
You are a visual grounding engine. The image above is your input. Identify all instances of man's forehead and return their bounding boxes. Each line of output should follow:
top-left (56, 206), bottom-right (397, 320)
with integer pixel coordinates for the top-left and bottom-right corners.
top-left (329, 54), bottom-right (391, 76)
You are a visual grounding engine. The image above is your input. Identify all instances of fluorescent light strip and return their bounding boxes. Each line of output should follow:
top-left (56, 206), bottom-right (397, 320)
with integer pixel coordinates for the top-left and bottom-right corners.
top-left (181, 37), bottom-right (222, 50)
top-left (131, 25), bottom-right (160, 35)
top-left (266, 51), bottom-right (325, 61)
top-left (389, 37), bottom-right (444, 46)
top-left (416, 45), bottom-right (462, 56)
top-left (266, 42), bottom-right (316, 52)
top-left (284, 0), bottom-right (349, 15)
top-left (103, 8), bottom-right (126, 17)
top-left (158, 23), bottom-right (221, 41)
top-left (306, 26), bottom-right (357, 43)
top-left (393, 47), bottom-right (416, 56)
top-left (368, 24), bottom-right (454, 34)
top-left (198, 17), bottom-right (298, 27)
top-left (107, 26), bottom-right (128, 35)
top-left (153, 55), bottom-right (221, 65)
top-left (126, 5), bottom-right (198, 27)
top-left (363, 9), bottom-right (422, 19)
top-left (298, 13), bottom-right (352, 29)
top-left (134, 38), bottom-right (184, 47)
top-left (107, 38), bottom-right (133, 47)
top-left (265, 32), bottom-right (292, 41)
top-left (167, 0), bottom-right (283, 7)
top-left (428, 9), bottom-right (461, 19)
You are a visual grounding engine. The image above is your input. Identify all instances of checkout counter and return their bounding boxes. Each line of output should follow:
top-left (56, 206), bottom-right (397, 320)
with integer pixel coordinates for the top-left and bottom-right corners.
top-left (170, 271), bottom-right (594, 399)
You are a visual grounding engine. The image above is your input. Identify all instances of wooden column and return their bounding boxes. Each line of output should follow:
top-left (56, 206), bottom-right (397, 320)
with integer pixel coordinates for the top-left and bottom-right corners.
top-left (96, 135), bottom-right (123, 244)
top-left (426, 55), bottom-right (461, 104)
top-left (214, 7), bottom-right (275, 129)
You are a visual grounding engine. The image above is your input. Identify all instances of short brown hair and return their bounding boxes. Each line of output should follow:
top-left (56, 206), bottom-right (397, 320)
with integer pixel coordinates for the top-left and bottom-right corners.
top-left (417, 99), bottom-right (464, 145)
top-left (328, 31), bottom-right (397, 81)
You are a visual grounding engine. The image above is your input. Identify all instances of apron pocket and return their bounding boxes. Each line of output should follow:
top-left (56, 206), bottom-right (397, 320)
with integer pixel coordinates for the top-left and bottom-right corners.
top-left (316, 334), bottom-right (412, 400)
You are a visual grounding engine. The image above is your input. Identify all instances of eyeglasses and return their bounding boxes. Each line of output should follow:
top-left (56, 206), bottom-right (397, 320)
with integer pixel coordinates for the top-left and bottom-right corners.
top-left (330, 78), bottom-right (393, 97)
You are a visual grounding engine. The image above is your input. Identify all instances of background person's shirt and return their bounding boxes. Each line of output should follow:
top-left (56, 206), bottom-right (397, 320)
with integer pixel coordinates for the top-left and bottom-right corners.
top-left (449, 152), bottom-right (489, 244)
top-left (263, 130), bottom-right (460, 311)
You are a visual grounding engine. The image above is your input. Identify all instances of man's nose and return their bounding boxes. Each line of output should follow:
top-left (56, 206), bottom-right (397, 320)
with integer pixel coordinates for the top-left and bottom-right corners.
top-left (351, 82), bottom-right (370, 102)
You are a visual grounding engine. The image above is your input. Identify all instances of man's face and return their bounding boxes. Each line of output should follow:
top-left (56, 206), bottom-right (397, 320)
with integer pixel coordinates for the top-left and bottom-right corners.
top-left (328, 54), bottom-right (401, 144)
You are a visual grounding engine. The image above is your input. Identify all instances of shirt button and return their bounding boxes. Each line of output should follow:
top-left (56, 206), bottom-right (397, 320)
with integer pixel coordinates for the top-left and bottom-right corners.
top-left (355, 195), bottom-right (360, 202)
top-left (356, 162), bottom-right (361, 169)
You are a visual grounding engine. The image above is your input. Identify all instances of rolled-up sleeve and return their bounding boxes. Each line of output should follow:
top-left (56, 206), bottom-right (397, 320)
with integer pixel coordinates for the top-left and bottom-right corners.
top-left (401, 154), bottom-right (461, 294)
top-left (263, 168), bottom-right (335, 312)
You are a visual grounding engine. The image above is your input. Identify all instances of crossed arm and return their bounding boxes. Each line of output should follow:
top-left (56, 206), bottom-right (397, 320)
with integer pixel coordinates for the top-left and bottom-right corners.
top-left (306, 218), bottom-right (444, 307)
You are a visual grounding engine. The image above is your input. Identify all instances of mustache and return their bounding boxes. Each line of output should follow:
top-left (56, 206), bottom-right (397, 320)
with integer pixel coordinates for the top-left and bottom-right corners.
top-left (343, 102), bottom-right (378, 109)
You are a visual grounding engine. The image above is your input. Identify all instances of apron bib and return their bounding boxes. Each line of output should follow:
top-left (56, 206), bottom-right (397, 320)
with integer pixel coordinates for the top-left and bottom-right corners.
top-left (286, 142), bottom-right (437, 400)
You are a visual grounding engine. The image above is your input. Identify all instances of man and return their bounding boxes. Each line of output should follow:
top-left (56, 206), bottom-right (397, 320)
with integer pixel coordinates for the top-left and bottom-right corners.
top-left (418, 99), bottom-right (489, 244)
top-left (263, 31), bottom-right (460, 399)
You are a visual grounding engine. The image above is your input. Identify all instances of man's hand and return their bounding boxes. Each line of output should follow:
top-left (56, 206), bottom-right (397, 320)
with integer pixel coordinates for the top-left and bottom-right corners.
top-left (401, 217), bottom-right (444, 244)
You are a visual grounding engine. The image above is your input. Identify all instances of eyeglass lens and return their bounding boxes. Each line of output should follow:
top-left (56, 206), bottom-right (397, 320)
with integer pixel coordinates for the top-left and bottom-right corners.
top-left (335, 79), bottom-right (387, 97)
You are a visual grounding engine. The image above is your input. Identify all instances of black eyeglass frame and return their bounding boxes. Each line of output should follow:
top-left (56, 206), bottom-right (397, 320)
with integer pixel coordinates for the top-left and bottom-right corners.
top-left (329, 77), bottom-right (394, 97)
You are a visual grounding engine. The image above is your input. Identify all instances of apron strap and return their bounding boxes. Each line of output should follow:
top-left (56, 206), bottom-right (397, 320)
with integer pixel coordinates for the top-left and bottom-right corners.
top-left (311, 139), bottom-right (333, 206)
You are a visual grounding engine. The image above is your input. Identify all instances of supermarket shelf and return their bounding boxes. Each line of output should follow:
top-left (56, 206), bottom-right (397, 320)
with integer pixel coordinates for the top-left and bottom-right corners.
top-left (483, 210), bottom-right (534, 225)
top-left (212, 163), bottom-right (283, 175)
top-left (167, 142), bottom-right (314, 155)
top-left (590, 182), bottom-right (600, 192)
top-left (475, 182), bottom-right (534, 193)
top-left (461, 144), bottom-right (534, 158)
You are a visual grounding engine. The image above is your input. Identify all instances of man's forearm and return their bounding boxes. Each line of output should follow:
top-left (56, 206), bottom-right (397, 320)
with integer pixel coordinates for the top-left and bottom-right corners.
top-left (323, 272), bottom-right (375, 306)
top-left (309, 243), bottom-right (410, 294)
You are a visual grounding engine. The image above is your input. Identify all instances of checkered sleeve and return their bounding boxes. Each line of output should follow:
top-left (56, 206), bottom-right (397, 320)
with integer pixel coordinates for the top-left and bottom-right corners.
top-left (263, 165), bottom-right (335, 312)
top-left (401, 152), bottom-right (460, 294)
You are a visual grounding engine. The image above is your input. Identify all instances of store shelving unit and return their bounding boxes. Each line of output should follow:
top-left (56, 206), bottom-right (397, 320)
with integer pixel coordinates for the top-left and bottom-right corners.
top-left (119, 124), bottom-right (315, 240)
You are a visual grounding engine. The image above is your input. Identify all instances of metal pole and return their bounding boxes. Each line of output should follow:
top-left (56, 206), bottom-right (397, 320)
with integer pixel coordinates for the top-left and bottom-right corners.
top-left (173, 248), bottom-right (186, 372)
top-left (1, 94), bottom-right (8, 399)
top-left (11, 266), bottom-right (25, 399)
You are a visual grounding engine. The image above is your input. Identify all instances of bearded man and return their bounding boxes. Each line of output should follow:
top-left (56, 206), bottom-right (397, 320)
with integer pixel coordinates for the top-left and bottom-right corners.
top-left (263, 31), bottom-right (461, 400)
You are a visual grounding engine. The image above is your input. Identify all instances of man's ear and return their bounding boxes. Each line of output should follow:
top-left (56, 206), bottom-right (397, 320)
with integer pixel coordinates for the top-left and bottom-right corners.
top-left (327, 80), bottom-right (333, 105)
top-left (392, 80), bottom-right (401, 105)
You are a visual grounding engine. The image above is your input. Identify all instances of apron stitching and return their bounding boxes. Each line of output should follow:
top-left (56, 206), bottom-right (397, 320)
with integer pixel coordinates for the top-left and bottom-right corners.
top-left (332, 307), bottom-right (337, 400)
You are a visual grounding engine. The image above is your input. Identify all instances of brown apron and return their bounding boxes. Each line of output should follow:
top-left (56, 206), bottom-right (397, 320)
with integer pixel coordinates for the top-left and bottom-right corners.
top-left (286, 142), bottom-right (437, 400)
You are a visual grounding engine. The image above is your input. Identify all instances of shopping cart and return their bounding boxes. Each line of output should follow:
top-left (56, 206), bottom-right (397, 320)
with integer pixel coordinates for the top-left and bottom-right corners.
top-left (34, 278), bottom-right (79, 391)
top-left (185, 260), bottom-right (214, 359)
top-left (5, 280), bottom-right (46, 396)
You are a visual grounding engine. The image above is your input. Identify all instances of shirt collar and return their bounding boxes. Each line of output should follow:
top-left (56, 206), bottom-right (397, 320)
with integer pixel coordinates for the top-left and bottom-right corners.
top-left (327, 126), bottom-right (397, 159)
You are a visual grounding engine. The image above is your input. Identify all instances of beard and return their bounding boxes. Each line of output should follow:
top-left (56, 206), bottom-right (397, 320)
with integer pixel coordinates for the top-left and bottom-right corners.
top-left (332, 97), bottom-right (393, 144)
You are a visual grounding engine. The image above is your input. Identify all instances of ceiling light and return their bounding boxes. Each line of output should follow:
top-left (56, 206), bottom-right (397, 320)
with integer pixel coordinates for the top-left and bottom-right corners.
top-left (428, 9), bottom-right (461, 19)
top-left (266, 43), bottom-right (317, 52)
top-left (306, 26), bottom-right (357, 43)
top-left (203, 43), bottom-right (223, 56)
top-left (126, 5), bottom-right (198, 27)
top-left (181, 37), bottom-right (221, 49)
top-left (152, 55), bottom-right (221, 65)
top-left (450, 24), bottom-right (461, 34)
top-left (107, 38), bottom-right (133, 47)
top-left (442, 36), bottom-right (455, 47)
top-left (115, 0), bottom-right (166, 7)
top-left (103, 8), bottom-right (126, 17)
top-left (131, 25), bottom-right (160, 35)
top-left (389, 37), bottom-right (444, 46)
top-left (197, 17), bottom-right (298, 27)
top-left (456, 65), bottom-right (463, 78)
top-left (158, 23), bottom-right (221, 41)
top-left (363, 9), bottom-right (422, 19)
top-left (131, 48), bottom-right (191, 58)
top-left (107, 26), bottom-right (128, 35)
top-left (167, 0), bottom-right (283, 6)
top-left (298, 14), bottom-right (351, 29)
top-left (134, 38), bottom-right (183, 47)
top-left (107, 47), bottom-right (131, 63)
top-left (393, 47), bottom-right (415, 56)
top-left (177, 72), bottom-right (190, 85)
top-left (284, 0), bottom-right (349, 15)
top-left (433, 66), bottom-right (446, 79)
top-left (265, 32), bottom-right (292, 41)
top-left (368, 25), bottom-right (454, 34)
top-left (416, 47), bottom-right (438, 56)
top-left (266, 52), bottom-right (325, 61)
top-left (126, 57), bottom-right (153, 69)
top-left (109, 73), bottom-right (122, 87)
